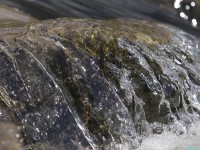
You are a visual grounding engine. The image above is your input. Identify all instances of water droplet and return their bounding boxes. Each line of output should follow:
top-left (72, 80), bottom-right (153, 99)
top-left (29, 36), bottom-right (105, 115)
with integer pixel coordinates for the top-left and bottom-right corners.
top-left (16, 134), bottom-right (20, 138)
top-left (180, 12), bottom-right (188, 20)
top-left (191, 2), bottom-right (195, 7)
top-left (192, 19), bottom-right (198, 27)
top-left (174, 0), bottom-right (183, 9)
top-left (185, 5), bottom-right (190, 10)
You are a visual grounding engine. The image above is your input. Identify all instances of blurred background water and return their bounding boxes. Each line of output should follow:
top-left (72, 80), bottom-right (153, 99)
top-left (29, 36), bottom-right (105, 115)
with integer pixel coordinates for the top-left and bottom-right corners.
top-left (0, 0), bottom-right (200, 37)
top-left (0, 1), bottom-right (200, 149)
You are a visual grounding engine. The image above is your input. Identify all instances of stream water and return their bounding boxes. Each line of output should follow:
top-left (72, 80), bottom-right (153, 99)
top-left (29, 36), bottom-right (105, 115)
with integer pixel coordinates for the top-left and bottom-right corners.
top-left (0, 1), bottom-right (200, 150)
top-left (0, 0), bottom-right (200, 36)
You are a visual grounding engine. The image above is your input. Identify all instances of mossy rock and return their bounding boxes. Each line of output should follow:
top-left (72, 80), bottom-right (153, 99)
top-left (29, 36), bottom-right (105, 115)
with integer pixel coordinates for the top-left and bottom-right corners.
top-left (0, 18), bottom-right (200, 149)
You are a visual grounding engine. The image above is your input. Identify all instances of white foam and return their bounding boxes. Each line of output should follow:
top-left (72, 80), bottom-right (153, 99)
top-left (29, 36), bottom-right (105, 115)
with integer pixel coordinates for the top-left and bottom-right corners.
top-left (137, 122), bottom-right (200, 150)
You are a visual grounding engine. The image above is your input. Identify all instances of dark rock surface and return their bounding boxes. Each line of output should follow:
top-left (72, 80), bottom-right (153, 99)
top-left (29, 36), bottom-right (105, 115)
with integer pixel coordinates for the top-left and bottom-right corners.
top-left (0, 18), bottom-right (200, 149)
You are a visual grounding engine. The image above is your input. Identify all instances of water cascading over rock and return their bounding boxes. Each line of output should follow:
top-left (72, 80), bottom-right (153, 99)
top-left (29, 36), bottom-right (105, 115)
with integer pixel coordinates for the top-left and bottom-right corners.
top-left (0, 18), bottom-right (200, 149)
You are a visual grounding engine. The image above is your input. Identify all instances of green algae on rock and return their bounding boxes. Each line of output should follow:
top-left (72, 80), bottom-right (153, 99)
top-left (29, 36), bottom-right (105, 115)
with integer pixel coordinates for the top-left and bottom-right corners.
top-left (0, 18), bottom-right (200, 149)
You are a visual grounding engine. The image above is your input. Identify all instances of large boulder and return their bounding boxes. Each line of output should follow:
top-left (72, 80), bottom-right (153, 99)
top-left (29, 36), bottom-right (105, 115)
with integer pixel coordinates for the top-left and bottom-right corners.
top-left (0, 18), bottom-right (200, 149)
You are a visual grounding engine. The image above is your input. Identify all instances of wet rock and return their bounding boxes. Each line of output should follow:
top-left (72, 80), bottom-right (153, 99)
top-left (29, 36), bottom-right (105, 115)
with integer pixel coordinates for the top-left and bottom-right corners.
top-left (0, 18), bottom-right (200, 149)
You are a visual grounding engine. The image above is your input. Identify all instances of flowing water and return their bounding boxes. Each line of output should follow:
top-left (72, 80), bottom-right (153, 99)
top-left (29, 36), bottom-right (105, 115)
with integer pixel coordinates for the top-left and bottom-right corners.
top-left (0, 0), bottom-right (200, 36)
top-left (0, 1), bottom-right (200, 150)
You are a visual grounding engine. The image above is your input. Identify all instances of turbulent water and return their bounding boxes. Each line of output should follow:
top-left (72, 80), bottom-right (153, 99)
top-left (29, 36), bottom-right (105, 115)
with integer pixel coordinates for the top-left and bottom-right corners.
top-left (0, 18), bottom-right (200, 149)
top-left (138, 122), bottom-right (200, 150)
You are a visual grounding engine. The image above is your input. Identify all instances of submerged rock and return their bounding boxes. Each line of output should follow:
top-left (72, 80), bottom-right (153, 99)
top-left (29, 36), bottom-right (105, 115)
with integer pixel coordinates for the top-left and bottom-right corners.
top-left (0, 18), bottom-right (200, 149)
